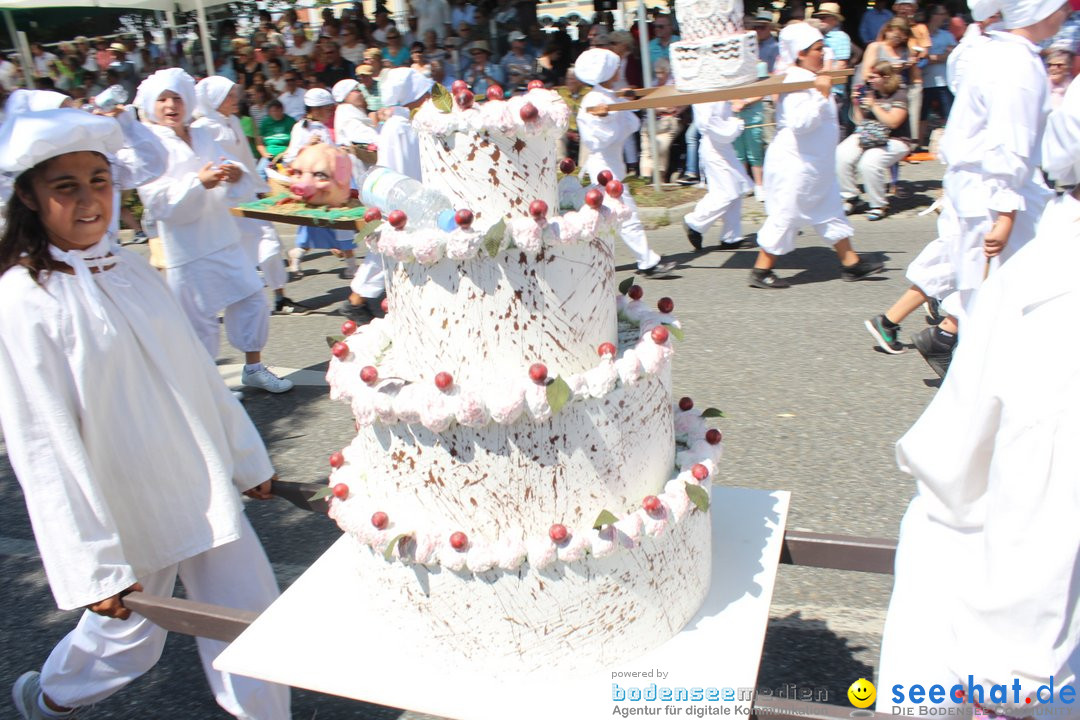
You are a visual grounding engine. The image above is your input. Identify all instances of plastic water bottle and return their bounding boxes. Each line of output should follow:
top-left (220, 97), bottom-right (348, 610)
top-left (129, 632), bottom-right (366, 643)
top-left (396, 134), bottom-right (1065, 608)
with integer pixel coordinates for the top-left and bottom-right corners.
top-left (361, 166), bottom-right (458, 232)
top-left (756, 60), bottom-right (769, 80)
top-left (94, 85), bottom-right (129, 112)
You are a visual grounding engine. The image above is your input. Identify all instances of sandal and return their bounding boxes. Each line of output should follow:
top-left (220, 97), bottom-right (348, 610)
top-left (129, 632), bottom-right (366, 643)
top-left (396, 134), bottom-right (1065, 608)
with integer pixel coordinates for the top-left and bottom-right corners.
top-left (866, 207), bottom-right (888, 221)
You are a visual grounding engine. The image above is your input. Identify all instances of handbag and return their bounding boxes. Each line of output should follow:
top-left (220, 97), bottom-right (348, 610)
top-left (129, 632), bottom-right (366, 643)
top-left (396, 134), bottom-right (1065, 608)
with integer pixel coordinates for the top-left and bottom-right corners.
top-left (857, 120), bottom-right (890, 149)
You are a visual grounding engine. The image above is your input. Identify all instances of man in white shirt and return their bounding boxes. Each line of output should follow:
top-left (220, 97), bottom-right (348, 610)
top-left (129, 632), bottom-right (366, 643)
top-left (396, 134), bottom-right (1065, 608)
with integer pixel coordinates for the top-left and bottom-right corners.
top-left (277, 71), bottom-right (307, 120)
top-left (413, 0), bottom-right (452, 41)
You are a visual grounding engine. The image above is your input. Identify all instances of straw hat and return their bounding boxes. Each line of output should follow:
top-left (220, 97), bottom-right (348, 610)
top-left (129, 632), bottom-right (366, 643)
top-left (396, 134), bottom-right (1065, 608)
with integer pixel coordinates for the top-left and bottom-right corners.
top-left (813, 2), bottom-right (845, 21)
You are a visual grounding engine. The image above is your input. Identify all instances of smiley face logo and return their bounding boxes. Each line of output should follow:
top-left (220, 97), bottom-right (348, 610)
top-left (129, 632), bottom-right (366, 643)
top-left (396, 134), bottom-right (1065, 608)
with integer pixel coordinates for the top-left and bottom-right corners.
top-left (848, 678), bottom-right (876, 709)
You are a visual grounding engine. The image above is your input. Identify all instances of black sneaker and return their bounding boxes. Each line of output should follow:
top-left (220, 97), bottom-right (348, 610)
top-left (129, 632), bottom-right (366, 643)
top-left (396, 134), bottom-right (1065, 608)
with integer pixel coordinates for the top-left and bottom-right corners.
top-left (748, 269), bottom-right (790, 289)
top-left (841, 260), bottom-right (884, 281)
top-left (685, 222), bottom-right (703, 251)
top-left (677, 173), bottom-right (699, 186)
top-left (338, 300), bottom-right (375, 326)
top-left (913, 326), bottom-right (955, 378)
top-left (639, 259), bottom-right (677, 276)
top-left (923, 297), bottom-right (943, 325)
top-left (130, 231), bottom-right (149, 244)
top-left (719, 235), bottom-right (758, 250)
top-left (864, 314), bottom-right (904, 354)
top-left (274, 296), bottom-right (313, 315)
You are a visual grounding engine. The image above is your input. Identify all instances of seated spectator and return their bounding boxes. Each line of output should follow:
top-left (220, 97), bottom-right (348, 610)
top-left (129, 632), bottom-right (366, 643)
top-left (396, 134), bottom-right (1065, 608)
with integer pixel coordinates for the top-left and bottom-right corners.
top-left (423, 30), bottom-right (447, 64)
top-left (383, 27), bottom-right (411, 67)
top-left (355, 63), bottom-right (383, 110)
top-left (258, 98), bottom-right (296, 175)
top-left (501, 31), bottom-right (537, 91)
top-left (236, 46), bottom-right (264, 88)
top-left (463, 41), bottom-right (504, 95)
top-left (1047, 48), bottom-right (1074, 109)
top-left (265, 57), bottom-right (287, 95)
top-left (536, 41), bottom-right (563, 86)
top-left (410, 42), bottom-right (433, 77)
top-left (340, 22), bottom-right (366, 65)
top-left (277, 70), bottom-right (306, 120)
top-left (836, 61), bottom-right (912, 221)
top-left (429, 58), bottom-right (455, 88)
top-left (247, 83), bottom-right (269, 127)
top-left (318, 40), bottom-right (356, 85)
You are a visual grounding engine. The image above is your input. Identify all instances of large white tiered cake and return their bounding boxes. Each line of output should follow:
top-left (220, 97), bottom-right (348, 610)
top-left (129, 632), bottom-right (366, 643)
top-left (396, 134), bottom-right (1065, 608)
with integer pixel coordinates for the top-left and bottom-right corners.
top-left (671, 0), bottom-right (760, 91)
top-left (324, 88), bottom-right (724, 674)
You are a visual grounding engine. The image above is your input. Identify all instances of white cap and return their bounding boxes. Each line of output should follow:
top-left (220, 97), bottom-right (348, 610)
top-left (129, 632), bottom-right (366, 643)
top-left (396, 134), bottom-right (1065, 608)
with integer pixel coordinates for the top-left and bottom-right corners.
top-left (381, 67), bottom-right (435, 107)
top-left (778, 22), bottom-right (824, 67)
top-left (1042, 78), bottom-right (1080, 185)
top-left (4, 89), bottom-right (70, 115)
top-left (969, 0), bottom-right (1065, 26)
top-left (574, 48), bottom-right (620, 86)
top-left (303, 87), bottom-right (336, 107)
top-left (0, 109), bottom-right (124, 178)
top-left (332, 78), bottom-right (360, 103)
top-left (135, 68), bottom-right (197, 124)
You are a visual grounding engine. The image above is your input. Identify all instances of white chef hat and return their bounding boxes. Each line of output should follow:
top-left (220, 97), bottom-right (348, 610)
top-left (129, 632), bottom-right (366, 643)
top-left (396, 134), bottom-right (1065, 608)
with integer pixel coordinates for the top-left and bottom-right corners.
top-left (574, 48), bottom-right (621, 86)
top-left (135, 67), bottom-right (197, 124)
top-left (194, 75), bottom-right (236, 120)
top-left (0, 108), bottom-right (124, 178)
top-left (380, 67), bottom-right (434, 107)
top-left (3, 89), bottom-right (71, 116)
top-left (332, 78), bottom-right (360, 103)
top-left (1042, 78), bottom-right (1080, 185)
top-left (970, 0), bottom-right (1065, 26)
top-left (303, 87), bottom-right (336, 108)
top-left (778, 22), bottom-right (824, 67)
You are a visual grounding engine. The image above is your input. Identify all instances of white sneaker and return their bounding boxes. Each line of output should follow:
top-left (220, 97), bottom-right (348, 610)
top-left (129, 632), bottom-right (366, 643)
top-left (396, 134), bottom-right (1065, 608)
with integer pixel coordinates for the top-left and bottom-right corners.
top-left (12, 671), bottom-right (76, 719)
top-left (286, 247), bottom-right (304, 275)
top-left (753, 185), bottom-right (766, 202)
top-left (242, 367), bottom-right (294, 393)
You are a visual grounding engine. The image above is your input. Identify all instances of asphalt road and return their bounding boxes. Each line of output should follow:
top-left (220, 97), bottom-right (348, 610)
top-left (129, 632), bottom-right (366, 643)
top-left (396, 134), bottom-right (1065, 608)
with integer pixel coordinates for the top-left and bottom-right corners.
top-left (0, 162), bottom-right (946, 719)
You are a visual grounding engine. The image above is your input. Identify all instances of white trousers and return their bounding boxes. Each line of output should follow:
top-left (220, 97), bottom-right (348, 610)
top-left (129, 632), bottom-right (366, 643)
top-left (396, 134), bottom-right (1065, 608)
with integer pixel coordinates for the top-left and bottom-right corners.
top-left (836, 135), bottom-right (911, 210)
top-left (180, 288), bottom-right (270, 360)
top-left (239, 219), bottom-right (287, 292)
top-left (349, 252), bottom-right (387, 298)
top-left (756, 214), bottom-right (853, 256)
top-left (39, 514), bottom-right (290, 719)
top-left (600, 189), bottom-right (660, 270)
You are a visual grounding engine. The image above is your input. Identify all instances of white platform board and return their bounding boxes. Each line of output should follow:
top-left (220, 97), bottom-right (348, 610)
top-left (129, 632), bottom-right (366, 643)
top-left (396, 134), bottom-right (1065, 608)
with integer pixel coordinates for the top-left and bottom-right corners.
top-left (215, 486), bottom-right (790, 720)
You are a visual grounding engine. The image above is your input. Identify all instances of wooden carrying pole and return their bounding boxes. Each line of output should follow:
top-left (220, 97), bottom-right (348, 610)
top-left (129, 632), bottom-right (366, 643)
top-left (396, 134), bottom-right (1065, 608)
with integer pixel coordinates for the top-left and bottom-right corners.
top-left (591, 69), bottom-right (853, 113)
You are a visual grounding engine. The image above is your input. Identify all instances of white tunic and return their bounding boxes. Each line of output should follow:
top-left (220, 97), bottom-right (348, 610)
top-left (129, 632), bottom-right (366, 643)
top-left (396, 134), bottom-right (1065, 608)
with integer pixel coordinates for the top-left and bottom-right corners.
top-left (694, 101), bottom-right (752, 209)
top-left (760, 66), bottom-right (849, 238)
top-left (578, 84), bottom-right (641, 183)
top-left (377, 109), bottom-right (422, 181)
top-left (335, 104), bottom-right (379, 146)
top-left (878, 193), bottom-right (1080, 716)
top-left (0, 250), bottom-right (274, 611)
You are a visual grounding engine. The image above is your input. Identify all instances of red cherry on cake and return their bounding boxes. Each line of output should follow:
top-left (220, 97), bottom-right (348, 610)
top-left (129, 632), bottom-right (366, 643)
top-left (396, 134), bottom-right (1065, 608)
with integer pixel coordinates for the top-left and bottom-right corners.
top-left (455, 208), bottom-right (474, 228)
top-left (597, 342), bottom-right (617, 357)
top-left (597, 169), bottom-right (614, 187)
top-left (360, 365), bottom-right (379, 384)
top-left (387, 209), bottom-right (407, 229)
top-left (380, 297), bottom-right (389, 313)
top-left (451, 79), bottom-right (469, 94)
top-left (329, 451), bottom-right (345, 468)
top-left (332, 483), bottom-right (349, 499)
top-left (559, 157), bottom-right (576, 174)
top-left (528, 79), bottom-right (545, 90)
top-left (584, 188), bottom-right (604, 209)
top-left (605, 180), bottom-right (624, 199)
top-left (705, 428), bottom-right (723, 445)
top-left (691, 463), bottom-right (710, 481)
top-left (549, 523), bottom-right (568, 543)
top-left (678, 396), bottom-right (694, 412)
top-left (449, 531), bottom-right (468, 550)
top-left (455, 90), bottom-right (474, 109)
top-left (363, 207), bottom-right (382, 223)
top-left (651, 325), bottom-right (670, 344)
top-left (529, 199), bottom-right (548, 220)
top-left (486, 84), bottom-right (505, 101)
top-left (627, 284), bottom-right (644, 301)
top-left (331, 342), bottom-right (349, 359)
top-left (371, 511), bottom-right (389, 529)
top-left (642, 495), bottom-right (662, 513)
top-left (341, 320), bottom-right (357, 336)
top-left (434, 371), bottom-right (454, 390)
top-left (519, 102), bottom-right (539, 121)
top-left (657, 297), bottom-right (674, 314)
top-left (529, 362), bottom-right (548, 384)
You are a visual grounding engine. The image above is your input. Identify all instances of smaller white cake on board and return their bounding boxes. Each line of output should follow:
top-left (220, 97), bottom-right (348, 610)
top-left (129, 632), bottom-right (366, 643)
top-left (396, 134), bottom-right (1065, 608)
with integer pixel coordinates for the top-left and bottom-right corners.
top-left (671, 0), bottom-right (761, 91)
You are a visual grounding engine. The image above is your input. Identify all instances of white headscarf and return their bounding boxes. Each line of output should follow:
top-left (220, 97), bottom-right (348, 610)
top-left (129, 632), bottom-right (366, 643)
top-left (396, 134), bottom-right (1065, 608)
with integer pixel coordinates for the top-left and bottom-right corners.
top-left (194, 75), bottom-right (236, 123)
top-left (380, 68), bottom-right (434, 107)
top-left (3, 89), bottom-right (70, 116)
top-left (574, 48), bottom-right (621, 86)
top-left (1042, 78), bottom-right (1080, 185)
top-left (0, 109), bottom-right (127, 334)
top-left (970, 0), bottom-right (1065, 26)
top-left (778, 23), bottom-right (825, 68)
top-left (332, 79), bottom-right (360, 104)
top-left (134, 67), bottom-right (197, 124)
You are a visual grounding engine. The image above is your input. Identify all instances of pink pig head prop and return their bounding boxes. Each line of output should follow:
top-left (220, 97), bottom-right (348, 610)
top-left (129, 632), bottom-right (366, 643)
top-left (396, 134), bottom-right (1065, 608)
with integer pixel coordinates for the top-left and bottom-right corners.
top-left (288, 143), bottom-right (353, 206)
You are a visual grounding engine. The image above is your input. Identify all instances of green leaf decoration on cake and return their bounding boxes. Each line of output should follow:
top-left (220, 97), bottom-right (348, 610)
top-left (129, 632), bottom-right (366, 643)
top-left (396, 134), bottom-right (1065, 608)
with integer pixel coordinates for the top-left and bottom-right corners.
top-left (383, 533), bottom-right (412, 561)
top-left (309, 485), bottom-right (335, 502)
top-left (484, 218), bottom-right (507, 257)
top-left (618, 277), bottom-right (635, 295)
top-left (685, 483), bottom-right (710, 512)
top-left (592, 509), bottom-right (619, 530)
top-left (325, 335), bottom-right (345, 348)
top-left (355, 220), bottom-right (382, 245)
top-left (701, 408), bottom-right (726, 418)
top-left (431, 83), bottom-right (453, 113)
top-left (546, 375), bottom-right (571, 414)
top-left (664, 323), bottom-right (684, 341)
